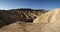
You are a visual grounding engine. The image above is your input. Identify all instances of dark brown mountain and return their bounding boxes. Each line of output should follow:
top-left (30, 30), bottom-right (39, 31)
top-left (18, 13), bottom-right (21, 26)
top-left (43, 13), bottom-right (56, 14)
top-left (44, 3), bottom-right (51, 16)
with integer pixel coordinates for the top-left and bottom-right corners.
top-left (0, 8), bottom-right (47, 27)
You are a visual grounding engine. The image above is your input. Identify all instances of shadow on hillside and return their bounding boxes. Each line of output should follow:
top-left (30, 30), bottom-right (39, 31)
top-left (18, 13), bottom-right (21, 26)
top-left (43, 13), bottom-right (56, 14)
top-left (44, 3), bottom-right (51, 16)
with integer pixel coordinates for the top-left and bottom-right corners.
top-left (0, 8), bottom-right (46, 28)
top-left (0, 18), bottom-right (33, 28)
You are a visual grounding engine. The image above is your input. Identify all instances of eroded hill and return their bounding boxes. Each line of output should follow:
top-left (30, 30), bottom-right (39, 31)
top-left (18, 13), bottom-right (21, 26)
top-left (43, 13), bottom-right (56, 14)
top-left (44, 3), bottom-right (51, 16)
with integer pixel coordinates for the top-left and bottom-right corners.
top-left (0, 8), bottom-right (47, 27)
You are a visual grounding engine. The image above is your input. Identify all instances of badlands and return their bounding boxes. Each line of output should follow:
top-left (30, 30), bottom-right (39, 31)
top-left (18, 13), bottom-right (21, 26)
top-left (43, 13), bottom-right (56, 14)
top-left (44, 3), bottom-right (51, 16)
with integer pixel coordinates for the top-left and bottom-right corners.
top-left (1, 8), bottom-right (60, 32)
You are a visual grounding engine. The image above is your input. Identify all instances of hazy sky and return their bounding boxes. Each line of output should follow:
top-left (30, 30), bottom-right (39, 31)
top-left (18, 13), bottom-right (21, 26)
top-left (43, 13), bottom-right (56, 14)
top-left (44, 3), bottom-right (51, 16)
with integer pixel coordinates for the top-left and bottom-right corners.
top-left (0, 0), bottom-right (60, 10)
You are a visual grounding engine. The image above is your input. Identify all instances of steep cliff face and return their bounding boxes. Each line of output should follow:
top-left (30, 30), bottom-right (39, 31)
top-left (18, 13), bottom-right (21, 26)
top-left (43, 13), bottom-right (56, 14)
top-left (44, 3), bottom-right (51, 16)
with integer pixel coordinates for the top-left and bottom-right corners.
top-left (0, 9), bottom-right (47, 27)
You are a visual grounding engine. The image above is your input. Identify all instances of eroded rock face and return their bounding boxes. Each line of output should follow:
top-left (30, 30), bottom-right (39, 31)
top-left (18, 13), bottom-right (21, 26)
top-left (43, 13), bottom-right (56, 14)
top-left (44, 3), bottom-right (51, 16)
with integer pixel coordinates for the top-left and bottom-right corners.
top-left (0, 9), bottom-right (47, 32)
top-left (0, 9), bottom-right (46, 27)
top-left (33, 8), bottom-right (60, 32)
top-left (1, 8), bottom-right (60, 32)
top-left (0, 9), bottom-right (46, 23)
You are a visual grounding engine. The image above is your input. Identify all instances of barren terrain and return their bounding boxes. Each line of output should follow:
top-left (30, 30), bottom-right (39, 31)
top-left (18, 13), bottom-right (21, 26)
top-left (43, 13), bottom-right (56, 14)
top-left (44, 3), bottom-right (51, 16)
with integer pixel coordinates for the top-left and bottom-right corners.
top-left (0, 8), bottom-right (47, 32)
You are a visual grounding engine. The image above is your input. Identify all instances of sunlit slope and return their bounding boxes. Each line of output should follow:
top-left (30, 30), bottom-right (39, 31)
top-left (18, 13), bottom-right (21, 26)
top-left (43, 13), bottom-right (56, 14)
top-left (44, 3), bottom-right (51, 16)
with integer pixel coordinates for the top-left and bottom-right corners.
top-left (33, 8), bottom-right (60, 32)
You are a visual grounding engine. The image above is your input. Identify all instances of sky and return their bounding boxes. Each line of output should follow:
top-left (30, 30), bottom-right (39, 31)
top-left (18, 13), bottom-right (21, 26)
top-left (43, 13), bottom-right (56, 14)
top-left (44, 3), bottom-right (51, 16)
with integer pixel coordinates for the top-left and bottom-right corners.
top-left (0, 0), bottom-right (60, 10)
